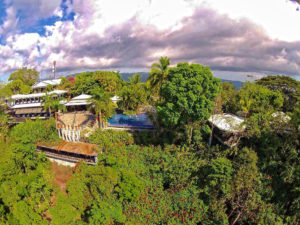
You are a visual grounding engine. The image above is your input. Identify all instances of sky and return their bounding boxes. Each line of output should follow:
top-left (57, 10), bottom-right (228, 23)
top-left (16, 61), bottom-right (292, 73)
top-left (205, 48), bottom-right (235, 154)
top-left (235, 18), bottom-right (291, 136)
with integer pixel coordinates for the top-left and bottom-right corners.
top-left (0, 0), bottom-right (300, 81)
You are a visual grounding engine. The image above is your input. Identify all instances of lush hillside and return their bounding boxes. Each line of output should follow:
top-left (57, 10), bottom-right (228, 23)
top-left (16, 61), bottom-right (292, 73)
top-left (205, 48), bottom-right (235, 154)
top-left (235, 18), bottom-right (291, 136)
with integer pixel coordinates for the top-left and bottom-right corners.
top-left (0, 63), bottom-right (299, 224)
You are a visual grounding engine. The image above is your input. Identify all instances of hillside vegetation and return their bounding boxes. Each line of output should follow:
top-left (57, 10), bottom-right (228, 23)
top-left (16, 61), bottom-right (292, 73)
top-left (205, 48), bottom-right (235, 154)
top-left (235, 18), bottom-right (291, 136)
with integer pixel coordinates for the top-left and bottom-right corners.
top-left (0, 58), bottom-right (299, 224)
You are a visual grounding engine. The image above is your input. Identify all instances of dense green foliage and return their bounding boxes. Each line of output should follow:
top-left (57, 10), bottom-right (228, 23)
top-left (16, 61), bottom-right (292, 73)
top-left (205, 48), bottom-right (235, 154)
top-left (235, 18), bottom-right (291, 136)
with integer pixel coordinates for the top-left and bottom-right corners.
top-left (70, 71), bottom-right (123, 96)
top-left (157, 63), bottom-right (220, 144)
top-left (0, 119), bottom-right (58, 224)
top-left (256, 75), bottom-right (300, 112)
top-left (89, 91), bottom-right (117, 128)
top-left (8, 67), bottom-right (39, 87)
top-left (147, 56), bottom-right (170, 99)
top-left (236, 82), bottom-right (283, 119)
top-left (42, 94), bottom-right (66, 115)
top-left (0, 61), bottom-right (298, 224)
top-left (118, 74), bottom-right (148, 114)
top-left (0, 68), bottom-right (39, 96)
top-left (220, 82), bottom-right (237, 113)
top-left (54, 126), bottom-right (298, 224)
top-left (88, 129), bottom-right (134, 148)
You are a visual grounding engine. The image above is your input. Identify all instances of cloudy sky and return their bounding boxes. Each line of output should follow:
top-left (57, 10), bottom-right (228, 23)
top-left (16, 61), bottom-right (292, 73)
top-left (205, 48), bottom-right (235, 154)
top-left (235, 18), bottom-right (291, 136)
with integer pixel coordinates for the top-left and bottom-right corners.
top-left (0, 0), bottom-right (300, 81)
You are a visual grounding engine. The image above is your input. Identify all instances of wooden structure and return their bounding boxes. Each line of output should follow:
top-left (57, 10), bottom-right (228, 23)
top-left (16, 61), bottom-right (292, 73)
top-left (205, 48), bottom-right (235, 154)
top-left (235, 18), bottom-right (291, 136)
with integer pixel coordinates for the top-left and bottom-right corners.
top-left (37, 142), bottom-right (99, 166)
top-left (209, 113), bottom-right (245, 148)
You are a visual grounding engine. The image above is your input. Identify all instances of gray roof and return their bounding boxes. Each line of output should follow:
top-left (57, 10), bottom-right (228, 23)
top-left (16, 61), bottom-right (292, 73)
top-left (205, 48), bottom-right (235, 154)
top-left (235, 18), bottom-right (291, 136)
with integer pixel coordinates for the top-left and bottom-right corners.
top-left (209, 113), bottom-right (245, 133)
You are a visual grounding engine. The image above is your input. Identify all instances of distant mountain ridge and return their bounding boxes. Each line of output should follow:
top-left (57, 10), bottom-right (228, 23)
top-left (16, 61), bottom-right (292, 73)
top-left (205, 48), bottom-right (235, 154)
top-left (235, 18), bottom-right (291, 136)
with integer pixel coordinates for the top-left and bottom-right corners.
top-left (221, 79), bottom-right (243, 89)
top-left (120, 72), bottom-right (243, 89)
top-left (53, 71), bottom-right (243, 90)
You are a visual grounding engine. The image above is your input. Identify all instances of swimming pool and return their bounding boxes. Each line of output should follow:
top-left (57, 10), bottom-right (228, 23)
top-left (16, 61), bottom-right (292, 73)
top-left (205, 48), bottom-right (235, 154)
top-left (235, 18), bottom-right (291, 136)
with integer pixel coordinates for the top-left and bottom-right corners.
top-left (108, 113), bottom-right (154, 128)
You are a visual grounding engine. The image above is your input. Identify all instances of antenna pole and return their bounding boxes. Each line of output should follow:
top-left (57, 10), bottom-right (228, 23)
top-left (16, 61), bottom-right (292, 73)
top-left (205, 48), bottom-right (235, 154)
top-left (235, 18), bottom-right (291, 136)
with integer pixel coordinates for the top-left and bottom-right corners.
top-left (52, 61), bottom-right (56, 79)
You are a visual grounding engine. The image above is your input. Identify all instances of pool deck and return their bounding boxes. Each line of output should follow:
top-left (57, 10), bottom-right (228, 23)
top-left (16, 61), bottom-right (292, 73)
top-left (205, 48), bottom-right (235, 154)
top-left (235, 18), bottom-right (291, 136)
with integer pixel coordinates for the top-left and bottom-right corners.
top-left (105, 125), bottom-right (155, 131)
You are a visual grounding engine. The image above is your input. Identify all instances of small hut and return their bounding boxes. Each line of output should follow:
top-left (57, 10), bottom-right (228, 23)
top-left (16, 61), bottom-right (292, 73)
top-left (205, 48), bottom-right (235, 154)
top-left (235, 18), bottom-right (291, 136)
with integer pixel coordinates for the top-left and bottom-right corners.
top-left (208, 113), bottom-right (245, 148)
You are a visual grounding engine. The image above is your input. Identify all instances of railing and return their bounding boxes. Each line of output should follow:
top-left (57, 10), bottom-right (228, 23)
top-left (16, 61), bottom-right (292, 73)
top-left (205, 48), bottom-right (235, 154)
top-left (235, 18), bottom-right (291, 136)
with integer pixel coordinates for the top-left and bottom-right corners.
top-left (36, 147), bottom-right (97, 165)
top-left (56, 125), bottom-right (81, 142)
top-left (107, 124), bottom-right (155, 130)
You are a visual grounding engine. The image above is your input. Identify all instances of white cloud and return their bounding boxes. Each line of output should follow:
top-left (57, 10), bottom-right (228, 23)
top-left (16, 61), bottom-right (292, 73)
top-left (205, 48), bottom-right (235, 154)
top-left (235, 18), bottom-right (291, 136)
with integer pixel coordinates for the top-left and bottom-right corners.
top-left (0, 7), bottom-right (18, 36)
top-left (53, 7), bottom-right (63, 18)
top-left (7, 33), bottom-right (40, 51)
top-left (0, 0), bottom-right (300, 80)
top-left (201, 0), bottom-right (300, 42)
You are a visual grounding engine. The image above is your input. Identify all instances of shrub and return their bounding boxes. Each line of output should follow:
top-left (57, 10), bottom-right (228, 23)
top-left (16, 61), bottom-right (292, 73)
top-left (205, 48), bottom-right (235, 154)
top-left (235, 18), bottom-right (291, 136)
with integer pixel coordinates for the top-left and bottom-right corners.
top-left (88, 129), bottom-right (133, 148)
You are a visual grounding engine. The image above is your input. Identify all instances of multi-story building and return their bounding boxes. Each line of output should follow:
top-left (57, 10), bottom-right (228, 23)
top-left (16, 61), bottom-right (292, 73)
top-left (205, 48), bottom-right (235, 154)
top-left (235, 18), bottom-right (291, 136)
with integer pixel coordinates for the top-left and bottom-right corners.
top-left (6, 78), bottom-right (67, 118)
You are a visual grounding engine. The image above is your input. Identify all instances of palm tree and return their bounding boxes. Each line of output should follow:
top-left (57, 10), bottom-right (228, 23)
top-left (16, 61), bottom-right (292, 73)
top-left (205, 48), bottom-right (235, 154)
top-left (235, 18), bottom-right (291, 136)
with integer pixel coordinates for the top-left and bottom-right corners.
top-left (147, 56), bottom-right (170, 100)
top-left (89, 92), bottom-right (117, 129)
top-left (42, 94), bottom-right (66, 117)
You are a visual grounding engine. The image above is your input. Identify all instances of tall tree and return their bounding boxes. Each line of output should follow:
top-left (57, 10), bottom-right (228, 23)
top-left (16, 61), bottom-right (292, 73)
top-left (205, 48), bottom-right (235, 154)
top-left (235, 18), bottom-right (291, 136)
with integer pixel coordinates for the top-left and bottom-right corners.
top-left (157, 63), bottom-right (221, 144)
top-left (4, 79), bottom-right (31, 95)
top-left (148, 56), bottom-right (170, 99)
top-left (58, 77), bottom-right (75, 101)
top-left (255, 75), bottom-right (300, 112)
top-left (71, 71), bottom-right (123, 96)
top-left (118, 74), bottom-right (148, 114)
top-left (237, 82), bottom-right (283, 118)
top-left (8, 67), bottom-right (39, 86)
top-left (221, 82), bottom-right (238, 113)
top-left (42, 94), bottom-right (66, 116)
top-left (89, 91), bottom-right (117, 128)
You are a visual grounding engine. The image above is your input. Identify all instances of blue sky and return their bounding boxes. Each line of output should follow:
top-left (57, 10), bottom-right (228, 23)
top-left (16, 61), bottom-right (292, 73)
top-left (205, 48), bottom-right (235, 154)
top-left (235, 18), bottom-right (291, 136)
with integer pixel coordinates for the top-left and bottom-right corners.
top-left (0, 0), bottom-right (300, 82)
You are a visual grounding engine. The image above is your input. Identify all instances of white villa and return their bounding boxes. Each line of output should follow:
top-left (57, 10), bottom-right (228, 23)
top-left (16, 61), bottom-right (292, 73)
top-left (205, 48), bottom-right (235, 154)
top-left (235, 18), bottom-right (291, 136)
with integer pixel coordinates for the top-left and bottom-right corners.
top-left (32, 78), bottom-right (62, 93)
top-left (6, 78), bottom-right (120, 119)
top-left (6, 78), bottom-right (67, 118)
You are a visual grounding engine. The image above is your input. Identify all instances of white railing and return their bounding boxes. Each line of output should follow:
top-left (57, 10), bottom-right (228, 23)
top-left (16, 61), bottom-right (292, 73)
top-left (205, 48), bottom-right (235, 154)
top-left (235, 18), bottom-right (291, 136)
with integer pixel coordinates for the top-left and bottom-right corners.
top-left (56, 125), bottom-right (81, 142)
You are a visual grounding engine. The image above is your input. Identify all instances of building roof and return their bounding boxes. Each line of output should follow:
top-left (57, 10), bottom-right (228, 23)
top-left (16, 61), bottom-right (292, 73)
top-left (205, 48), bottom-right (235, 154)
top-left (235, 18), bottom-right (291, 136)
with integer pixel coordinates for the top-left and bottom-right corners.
top-left (32, 79), bottom-right (61, 89)
top-left (272, 112), bottom-right (291, 123)
top-left (65, 94), bottom-right (91, 106)
top-left (65, 101), bottom-right (91, 106)
top-left (111, 95), bottom-right (120, 103)
top-left (11, 90), bottom-right (67, 100)
top-left (50, 141), bottom-right (99, 156)
top-left (11, 103), bottom-right (42, 109)
top-left (209, 113), bottom-right (245, 133)
top-left (72, 94), bottom-right (92, 100)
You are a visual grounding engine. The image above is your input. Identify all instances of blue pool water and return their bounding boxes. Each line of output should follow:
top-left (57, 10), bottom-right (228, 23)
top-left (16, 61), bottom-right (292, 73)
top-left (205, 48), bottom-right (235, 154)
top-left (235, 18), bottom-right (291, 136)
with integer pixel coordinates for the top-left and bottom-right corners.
top-left (108, 113), bottom-right (154, 128)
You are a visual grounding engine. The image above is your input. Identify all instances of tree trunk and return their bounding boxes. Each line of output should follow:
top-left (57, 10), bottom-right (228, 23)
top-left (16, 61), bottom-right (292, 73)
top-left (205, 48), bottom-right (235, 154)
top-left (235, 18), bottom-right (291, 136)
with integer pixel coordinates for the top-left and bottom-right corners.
top-left (187, 123), bottom-right (194, 146)
top-left (49, 107), bottom-right (52, 117)
top-left (209, 131), bottom-right (213, 147)
top-left (99, 112), bottom-right (102, 129)
top-left (209, 124), bottom-right (214, 147)
top-left (231, 211), bottom-right (242, 225)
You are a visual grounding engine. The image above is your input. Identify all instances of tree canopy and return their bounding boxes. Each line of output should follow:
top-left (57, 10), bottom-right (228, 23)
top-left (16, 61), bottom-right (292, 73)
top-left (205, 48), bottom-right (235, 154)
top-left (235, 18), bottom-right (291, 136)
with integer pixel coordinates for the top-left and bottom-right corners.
top-left (0, 60), bottom-right (298, 224)
top-left (42, 94), bottom-right (66, 116)
top-left (256, 75), bottom-right (300, 112)
top-left (118, 74), bottom-right (148, 114)
top-left (220, 81), bottom-right (237, 113)
top-left (70, 71), bottom-right (123, 96)
top-left (89, 91), bottom-right (117, 128)
top-left (8, 67), bottom-right (39, 87)
top-left (157, 62), bottom-right (220, 143)
top-left (237, 82), bottom-right (283, 118)
top-left (147, 56), bottom-right (170, 99)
